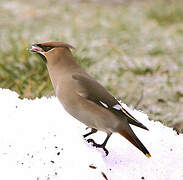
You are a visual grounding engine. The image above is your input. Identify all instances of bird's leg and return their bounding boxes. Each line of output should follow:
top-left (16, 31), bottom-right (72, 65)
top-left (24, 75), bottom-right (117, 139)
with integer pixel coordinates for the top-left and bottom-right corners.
top-left (87, 133), bottom-right (112, 156)
top-left (83, 128), bottom-right (97, 138)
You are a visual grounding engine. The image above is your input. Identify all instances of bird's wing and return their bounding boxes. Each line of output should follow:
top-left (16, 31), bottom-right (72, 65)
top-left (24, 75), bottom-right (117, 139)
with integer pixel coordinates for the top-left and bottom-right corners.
top-left (72, 73), bottom-right (148, 130)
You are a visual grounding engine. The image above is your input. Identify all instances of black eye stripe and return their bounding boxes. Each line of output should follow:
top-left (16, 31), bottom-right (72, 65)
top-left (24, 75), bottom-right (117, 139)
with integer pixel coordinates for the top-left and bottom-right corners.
top-left (37, 44), bottom-right (54, 52)
top-left (42, 46), bottom-right (54, 52)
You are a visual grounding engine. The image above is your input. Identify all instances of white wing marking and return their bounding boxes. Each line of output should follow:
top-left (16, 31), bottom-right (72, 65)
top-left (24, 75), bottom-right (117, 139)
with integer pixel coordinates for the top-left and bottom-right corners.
top-left (113, 104), bottom-right (121, 110)
top-left (99, 101), bottom-right (108, 108)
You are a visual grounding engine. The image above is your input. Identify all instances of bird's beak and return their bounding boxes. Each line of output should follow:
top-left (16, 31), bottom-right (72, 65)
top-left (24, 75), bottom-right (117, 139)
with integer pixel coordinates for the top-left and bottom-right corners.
top-left (30, 44), bottom-right (47, 63)
top-left (30, 44), bottom-right (45, 55)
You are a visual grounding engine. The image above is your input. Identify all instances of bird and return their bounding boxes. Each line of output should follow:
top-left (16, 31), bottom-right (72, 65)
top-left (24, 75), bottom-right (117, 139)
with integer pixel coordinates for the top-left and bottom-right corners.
top-left (31, 41), bottom-right (151, 158)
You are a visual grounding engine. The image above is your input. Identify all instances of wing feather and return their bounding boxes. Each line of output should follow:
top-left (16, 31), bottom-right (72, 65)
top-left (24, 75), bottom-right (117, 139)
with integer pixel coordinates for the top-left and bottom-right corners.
top-left (72, 73), bottom-right (148, 130)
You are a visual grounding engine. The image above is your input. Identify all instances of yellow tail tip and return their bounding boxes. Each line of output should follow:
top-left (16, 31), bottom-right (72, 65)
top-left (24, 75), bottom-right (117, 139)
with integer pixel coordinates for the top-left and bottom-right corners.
top-left (146, 153), bottom-right (151, 158)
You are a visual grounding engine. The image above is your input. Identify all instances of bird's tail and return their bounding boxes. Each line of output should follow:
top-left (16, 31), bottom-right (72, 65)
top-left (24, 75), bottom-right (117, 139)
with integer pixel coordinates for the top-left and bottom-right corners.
top-left (121, 107), bottom-right (149, 131)
top-left (118, 126), bottom-right (151, 158)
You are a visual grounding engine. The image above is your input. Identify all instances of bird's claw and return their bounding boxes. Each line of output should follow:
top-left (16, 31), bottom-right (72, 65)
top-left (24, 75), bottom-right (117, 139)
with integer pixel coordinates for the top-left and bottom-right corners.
top-left (103, 148), bottom-right (109, 156)
top-left (87, 138), bottom-right (109, 156)
top-left (87, 138), bottom-right (96, 144)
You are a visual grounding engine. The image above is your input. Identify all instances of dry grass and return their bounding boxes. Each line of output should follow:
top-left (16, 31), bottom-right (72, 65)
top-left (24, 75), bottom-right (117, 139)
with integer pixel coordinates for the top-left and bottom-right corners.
top-left (0, 0), bottom-right (183, 132)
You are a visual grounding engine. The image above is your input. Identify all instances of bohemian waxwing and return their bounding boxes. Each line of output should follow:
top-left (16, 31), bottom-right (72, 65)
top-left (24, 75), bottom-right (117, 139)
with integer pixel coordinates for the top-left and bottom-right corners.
top-left (31, 41), bottom-right (151, 158)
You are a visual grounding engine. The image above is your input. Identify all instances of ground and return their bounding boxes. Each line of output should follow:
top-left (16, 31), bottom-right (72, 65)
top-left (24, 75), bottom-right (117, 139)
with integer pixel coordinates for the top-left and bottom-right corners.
top-left (0, 89), bottom-right (183, 180)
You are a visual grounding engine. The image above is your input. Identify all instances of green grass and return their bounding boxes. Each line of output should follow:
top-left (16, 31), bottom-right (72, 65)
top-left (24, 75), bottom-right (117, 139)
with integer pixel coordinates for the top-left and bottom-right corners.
top-left (0, 0), bottom-right (183, 132)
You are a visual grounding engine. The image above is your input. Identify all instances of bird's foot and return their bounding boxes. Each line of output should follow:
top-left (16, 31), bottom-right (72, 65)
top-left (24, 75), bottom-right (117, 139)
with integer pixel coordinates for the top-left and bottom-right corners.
top-left (87, 139), bottom-right (109, 156)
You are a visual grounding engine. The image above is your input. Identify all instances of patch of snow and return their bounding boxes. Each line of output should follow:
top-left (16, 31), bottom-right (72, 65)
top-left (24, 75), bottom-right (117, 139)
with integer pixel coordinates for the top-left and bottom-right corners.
top-left (0, 88), bottom-right (183, 180)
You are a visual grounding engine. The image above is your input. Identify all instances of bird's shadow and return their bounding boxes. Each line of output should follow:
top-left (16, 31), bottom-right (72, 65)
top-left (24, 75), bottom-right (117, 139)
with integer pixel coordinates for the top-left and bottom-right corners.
top-left (83, 134), bottom-right (145, 169)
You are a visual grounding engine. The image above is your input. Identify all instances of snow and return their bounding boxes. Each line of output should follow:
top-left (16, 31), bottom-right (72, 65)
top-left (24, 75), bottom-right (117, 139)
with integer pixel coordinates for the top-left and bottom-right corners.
top-left (0, 88), bottom-right (183, 180)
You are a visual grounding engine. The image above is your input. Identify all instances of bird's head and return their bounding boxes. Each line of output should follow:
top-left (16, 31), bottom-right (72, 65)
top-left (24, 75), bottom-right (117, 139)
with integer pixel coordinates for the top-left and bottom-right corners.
top-left (30, 41), bottom-right (75, 64)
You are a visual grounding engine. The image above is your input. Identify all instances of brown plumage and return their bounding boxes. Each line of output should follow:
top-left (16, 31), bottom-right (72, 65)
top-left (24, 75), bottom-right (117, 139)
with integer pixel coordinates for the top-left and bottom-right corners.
top-left (31, 41), bottom-right (151, 158)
